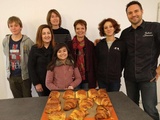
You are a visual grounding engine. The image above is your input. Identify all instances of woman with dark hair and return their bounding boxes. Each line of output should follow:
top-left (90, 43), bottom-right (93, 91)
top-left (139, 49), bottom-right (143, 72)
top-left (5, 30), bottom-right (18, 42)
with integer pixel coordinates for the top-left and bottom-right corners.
top-left (46, 9), bottom-right (71, 43)
top-left (96, 18), bottom-right (126, 92)
top-left (28, 24), bottom-right (56, 96)
top-left (68, 19), bottom-right (96, 89)
top-left (45, 43), bottom-right (82, 90)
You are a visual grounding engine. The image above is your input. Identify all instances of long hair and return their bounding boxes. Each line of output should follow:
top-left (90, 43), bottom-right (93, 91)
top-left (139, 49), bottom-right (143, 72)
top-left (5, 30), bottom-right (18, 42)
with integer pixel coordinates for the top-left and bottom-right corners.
top-left (47, 43), bottom-right (75, 71)
top-left (36, 24), bottom-right (56, 48)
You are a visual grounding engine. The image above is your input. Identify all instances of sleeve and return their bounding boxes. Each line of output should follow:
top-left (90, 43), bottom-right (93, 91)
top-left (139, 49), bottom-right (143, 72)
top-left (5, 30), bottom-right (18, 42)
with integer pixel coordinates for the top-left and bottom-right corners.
top-left (70, 67), bottom-right (82, 88)
top-left (156, 23), bottom-right (160, 55)
top-left (45, 70), bottom-right (58, 90)
top-left (28, 46), bottom-right (40, 86)
top-left (66, 30), bottom-right (72, 41)
top-left (120, 41), bottom-right (127, 71)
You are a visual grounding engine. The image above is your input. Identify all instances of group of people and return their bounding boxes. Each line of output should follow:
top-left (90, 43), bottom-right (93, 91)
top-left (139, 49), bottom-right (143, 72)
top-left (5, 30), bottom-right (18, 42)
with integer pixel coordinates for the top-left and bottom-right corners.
top-left (2, 1), bottom-right (160, 120)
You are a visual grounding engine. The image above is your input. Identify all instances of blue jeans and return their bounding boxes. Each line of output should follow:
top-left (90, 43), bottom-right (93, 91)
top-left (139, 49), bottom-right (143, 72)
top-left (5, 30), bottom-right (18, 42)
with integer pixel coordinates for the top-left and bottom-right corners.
top-left (125, 80), bottom-right (159, 120)
top-left (98, 80), bottom-right (121, 92)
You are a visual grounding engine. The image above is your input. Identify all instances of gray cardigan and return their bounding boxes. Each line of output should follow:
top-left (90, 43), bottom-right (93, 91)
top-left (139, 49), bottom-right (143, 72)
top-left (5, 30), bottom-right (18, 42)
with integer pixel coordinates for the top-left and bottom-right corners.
top-left (2, 34), bottom-right (34, 80)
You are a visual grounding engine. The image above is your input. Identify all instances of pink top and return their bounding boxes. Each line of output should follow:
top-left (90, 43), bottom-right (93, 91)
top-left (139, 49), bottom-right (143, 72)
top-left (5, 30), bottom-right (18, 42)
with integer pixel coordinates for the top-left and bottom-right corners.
top-left (45, 65), bottom-right (82, 90)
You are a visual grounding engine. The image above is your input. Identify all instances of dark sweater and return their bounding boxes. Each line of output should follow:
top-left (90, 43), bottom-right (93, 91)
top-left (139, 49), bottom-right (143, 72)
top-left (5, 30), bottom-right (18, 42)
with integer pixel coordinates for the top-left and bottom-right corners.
top-left (53, 27), bottom-right (71, 43)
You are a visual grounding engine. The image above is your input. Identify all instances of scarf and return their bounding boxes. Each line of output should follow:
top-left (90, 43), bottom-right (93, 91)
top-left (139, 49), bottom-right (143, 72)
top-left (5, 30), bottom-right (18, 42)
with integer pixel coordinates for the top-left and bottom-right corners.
top-left (72, 36), bottom-right (85, 80)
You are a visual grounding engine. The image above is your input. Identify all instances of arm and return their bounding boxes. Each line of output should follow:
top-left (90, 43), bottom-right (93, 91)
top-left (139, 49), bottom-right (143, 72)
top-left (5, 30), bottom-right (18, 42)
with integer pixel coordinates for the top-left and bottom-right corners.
top-left (28, 46), bottom-right (40, 86)
top-left (45, 70), bottom-right (59, 90)
top-left (69, 67), bottom-right (82, 88)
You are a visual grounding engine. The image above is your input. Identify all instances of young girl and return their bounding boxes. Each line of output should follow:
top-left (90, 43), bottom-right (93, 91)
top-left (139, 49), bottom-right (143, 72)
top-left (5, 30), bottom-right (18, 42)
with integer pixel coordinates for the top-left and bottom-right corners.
top-left (45, 43), bottom-right (82, 90)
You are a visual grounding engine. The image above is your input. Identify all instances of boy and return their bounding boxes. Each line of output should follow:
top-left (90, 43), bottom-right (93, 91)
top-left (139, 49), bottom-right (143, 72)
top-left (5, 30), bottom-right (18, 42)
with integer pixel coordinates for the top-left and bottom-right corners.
top-left (2, 16), bottom-right (34, 98)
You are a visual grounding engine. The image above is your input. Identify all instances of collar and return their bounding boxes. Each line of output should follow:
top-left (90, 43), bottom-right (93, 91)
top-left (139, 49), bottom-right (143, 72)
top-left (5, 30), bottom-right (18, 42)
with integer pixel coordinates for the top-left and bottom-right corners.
top-left (128, 20), bottom-right (145, 31)
top-left (55, 58), bottom-right (74, 66)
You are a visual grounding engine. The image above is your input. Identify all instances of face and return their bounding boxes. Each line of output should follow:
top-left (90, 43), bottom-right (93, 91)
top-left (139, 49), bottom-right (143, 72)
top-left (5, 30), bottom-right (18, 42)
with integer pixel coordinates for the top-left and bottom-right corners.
top-left (103, 21), bottom-right (115, 37)
top-left (75, 24), bottom-right (86, 39)
top-left (57, 46), bottom-right (68, 61)
top-left (50, 12), bottom-right (60, 26)
top-left (8, 22), bottom-right (22, 35)
top-left (126, 4), bottom-right (143, 26)
top-left (42, 28), bottom-right (52, 44)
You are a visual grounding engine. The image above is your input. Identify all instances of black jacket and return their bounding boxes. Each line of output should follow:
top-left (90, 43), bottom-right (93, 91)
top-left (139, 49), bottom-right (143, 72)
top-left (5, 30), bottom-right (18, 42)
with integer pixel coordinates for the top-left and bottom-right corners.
top-left (95, 38), bottom-right (126, 82)
top-left (28, 44), bottom-right (53, 87)
top-left (120, 21), bottom-right (160, 82)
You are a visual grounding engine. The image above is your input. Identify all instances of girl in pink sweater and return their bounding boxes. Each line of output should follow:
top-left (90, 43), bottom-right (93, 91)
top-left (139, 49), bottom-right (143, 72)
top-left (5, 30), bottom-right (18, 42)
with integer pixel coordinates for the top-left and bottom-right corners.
top-left (45, 43), bottom-right (82, 90)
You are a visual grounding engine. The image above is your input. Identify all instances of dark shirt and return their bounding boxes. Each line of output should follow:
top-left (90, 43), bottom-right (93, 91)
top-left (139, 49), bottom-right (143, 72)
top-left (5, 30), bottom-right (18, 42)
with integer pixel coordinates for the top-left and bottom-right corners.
top-left (120, 20), bottom-right (160, 82)
top-left (9, 36), bottom-right (22, 76)
top-left (53, 27), bottom-right (71, 43)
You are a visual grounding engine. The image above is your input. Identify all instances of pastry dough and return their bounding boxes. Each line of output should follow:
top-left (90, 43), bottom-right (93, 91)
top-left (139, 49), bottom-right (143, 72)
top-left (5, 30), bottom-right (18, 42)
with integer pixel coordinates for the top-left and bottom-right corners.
top-left (88, 88), bottom-right (98, 99)
top-left (47, 98), bottom-right (61, 104)
top-left (49, 91), bottom-right (60, 98)
top-left (76, 89), bottom-right (87, 100)
top-left (45, 103), bottom-right (61, 114)
top-left (63, 90), bottom-right (75, 99)
top-left (79, 98), bottom-right (94, 111)
top-left (97, 89), bottom-right (108, 98)
top-left (95, 105), bottom-right (111, 120)
top-left (48, 111), bottom-right (66, 120)
top-left (63, 98), bottom-right (78, 111)
top-left (68, 109), bottom-right (88, 120)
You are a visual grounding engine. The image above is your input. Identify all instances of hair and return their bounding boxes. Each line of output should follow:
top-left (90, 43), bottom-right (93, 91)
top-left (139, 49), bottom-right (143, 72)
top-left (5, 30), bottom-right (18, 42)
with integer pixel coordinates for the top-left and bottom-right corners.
top-left (98, 18), bottom-right (120, 37)
top-left (7, 16), bottom-right (23, 28)
top-left (73, 19), bottom-right (87, 30)
top-left (46, 9), bottom-right (62, 28)
top-left (47, 43), bottom-right (75, 71)
top-left (36, 24), bottom-right (56, 48)
top-left (126, 1), bottom-right (143, 12)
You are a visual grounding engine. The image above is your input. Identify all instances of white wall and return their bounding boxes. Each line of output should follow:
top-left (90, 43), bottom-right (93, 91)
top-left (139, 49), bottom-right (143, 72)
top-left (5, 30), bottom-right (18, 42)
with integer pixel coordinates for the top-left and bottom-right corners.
top-left (0, 0), bottom-right (160, 99)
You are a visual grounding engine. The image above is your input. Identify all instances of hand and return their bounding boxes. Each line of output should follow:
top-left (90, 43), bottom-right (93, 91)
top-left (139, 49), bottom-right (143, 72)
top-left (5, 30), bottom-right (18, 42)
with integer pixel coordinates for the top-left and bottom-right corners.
top-left (156, 66), bottom-right (160, 81)
top-left (68, 86), bottom-right (74, 89)
top-left (94, 39), bottom-right (100, 46)
top-left (35, 84), bottom-right (43, 92)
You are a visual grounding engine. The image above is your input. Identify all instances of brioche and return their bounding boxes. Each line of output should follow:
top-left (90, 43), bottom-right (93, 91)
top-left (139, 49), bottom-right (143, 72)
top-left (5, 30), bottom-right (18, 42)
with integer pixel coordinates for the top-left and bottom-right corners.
top-left (48, 111), bottom-right (66, 120)
top-left (76, 89), bottom-right (87, 99)
top-left (47, 98), bottom-right (61, 104)
top-left (45, 103), bottom-right (61, 114)
top-left (88, 88), bottom-right (98, 99)
top-left (97, 89), bottom-right (108, 98)
top-left (49, 91), bottom-right (60, 98)
top-left (63, 90), bottom-right (75, 99)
